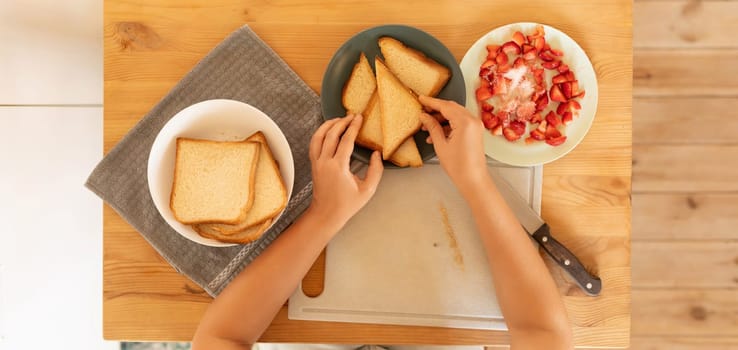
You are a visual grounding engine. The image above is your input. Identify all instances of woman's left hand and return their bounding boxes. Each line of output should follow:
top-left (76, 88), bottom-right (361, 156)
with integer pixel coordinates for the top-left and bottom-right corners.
top-left (307, 114), bottom-right (384, 231)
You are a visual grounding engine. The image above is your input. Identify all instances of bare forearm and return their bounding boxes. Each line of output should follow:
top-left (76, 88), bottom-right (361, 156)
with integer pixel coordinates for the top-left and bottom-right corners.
top-left (459, 175), bottom-right (571, 340)
top-left (193, 207), bottom-right (342, 348)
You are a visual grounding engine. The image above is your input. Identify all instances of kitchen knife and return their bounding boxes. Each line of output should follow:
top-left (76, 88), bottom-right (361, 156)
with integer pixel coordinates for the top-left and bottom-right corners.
top-left (490, 172), bottom-right (602, 296)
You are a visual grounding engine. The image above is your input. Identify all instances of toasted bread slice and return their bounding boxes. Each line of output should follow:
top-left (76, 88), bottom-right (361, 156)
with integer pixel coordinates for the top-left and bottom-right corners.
top-left (342, 53), bottom-right (377, 114)
top-left (170, 138), bottom-right (259, 225)
top-left (201, 132), bottom-right (288, 235)
top-left (193, 218), bottom-right (272, 244)
top-left (378, 37), bottom-right (451, 97)
top-left (355, 92), bottom-right (384, 151)
top-left (389, 137), bottom-right (423, 167)
top-left (359, 91), bottom-right (422, 167)
top-left (375, 57), bottom-right (422, 159)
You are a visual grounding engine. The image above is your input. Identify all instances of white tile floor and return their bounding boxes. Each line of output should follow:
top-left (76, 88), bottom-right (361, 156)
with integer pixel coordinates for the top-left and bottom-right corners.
top-left (0, 1), bottom-right (116, 349)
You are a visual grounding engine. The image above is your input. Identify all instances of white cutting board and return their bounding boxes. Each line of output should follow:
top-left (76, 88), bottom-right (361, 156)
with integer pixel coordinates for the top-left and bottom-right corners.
top-left (289, 160), bottom-right (541, 330)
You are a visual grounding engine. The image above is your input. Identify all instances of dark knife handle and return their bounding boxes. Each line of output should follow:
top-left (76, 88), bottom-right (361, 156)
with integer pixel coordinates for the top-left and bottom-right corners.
top-left (531, 224), bottom-right (602, 296)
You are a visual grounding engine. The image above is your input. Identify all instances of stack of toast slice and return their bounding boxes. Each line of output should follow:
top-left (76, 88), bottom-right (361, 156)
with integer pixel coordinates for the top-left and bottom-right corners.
top-left (342, 37), bottom-right (451, 167)
top-left (170, 132), bottom-right (288, 244)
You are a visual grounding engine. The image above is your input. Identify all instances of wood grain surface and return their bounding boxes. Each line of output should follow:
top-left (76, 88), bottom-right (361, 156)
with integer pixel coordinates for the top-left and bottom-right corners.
top-left (103, 0), bottom-right (632, 347)
top-left (632, 289), bottom-right (738, 336)
top-left (632, 193), bottom-right (738, 240)
top-left (634, 97), bottom-right (738, 144)
top-left (634, 49), bottom-right (738, 97)
top-left (630, 0), bottom-right (738, 348)
top-left (634, 0), bottom-right (738, 49)
top-left (633, 144), bottom-right (738, 192)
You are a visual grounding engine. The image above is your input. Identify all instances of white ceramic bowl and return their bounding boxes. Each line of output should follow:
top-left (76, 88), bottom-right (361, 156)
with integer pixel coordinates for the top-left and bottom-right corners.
top-left (460, 22), bottom-right (599, 166)
top-left (147, 99), bottom-right (295, 247)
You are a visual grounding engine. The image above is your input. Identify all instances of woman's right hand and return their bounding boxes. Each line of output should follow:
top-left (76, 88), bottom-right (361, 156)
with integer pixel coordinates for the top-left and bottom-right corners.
top-left (419, 95), bottom-right (490, 194)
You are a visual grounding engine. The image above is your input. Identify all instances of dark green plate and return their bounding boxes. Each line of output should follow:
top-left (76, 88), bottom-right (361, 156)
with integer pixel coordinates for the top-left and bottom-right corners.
top-left (320, 24), bottom-right (466, 165)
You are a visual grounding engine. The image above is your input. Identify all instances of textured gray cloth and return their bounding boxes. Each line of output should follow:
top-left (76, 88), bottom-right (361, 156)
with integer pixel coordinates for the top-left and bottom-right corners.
top-left (85, 25), bottom-right (321, 296)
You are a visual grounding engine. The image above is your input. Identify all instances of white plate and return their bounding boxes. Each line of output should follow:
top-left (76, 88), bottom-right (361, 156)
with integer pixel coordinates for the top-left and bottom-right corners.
top-left (147, 99), bottom-right (295, 247)
top-left (460, 22), bottom-right (599, 166)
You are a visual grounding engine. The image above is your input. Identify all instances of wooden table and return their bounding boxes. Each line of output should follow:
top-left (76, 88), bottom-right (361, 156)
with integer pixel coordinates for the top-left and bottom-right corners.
top-left (104, 1), bottom-right (632, 347)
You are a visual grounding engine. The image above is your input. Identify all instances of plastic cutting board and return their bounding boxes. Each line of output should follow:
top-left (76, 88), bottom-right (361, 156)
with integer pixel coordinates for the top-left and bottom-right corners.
top-left (289, 160), bottom-right (541, 330)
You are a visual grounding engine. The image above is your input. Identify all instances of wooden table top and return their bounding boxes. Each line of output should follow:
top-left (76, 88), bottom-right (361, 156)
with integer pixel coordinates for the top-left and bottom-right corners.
top-left (103, 0), bottom-right (632, 347)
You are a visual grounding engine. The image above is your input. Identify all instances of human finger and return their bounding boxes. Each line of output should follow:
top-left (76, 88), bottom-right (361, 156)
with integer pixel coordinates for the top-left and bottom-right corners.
top-left (442, 125), bottom-right (452, 136)
top-left (320, 115), bottom-right (355, 159)
top-left (359, 150), bottom-right (384, 195)
top-left (309, 118), bottom-right (340, 161)
top-left (420, 112), bottom-right (447, 147)
top-left (335, 114), bottom-right (363, 161)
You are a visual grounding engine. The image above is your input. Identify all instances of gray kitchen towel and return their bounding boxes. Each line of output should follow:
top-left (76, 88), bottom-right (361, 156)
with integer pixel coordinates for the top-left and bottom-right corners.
top-left (85, 25), bottom-right (322, 296)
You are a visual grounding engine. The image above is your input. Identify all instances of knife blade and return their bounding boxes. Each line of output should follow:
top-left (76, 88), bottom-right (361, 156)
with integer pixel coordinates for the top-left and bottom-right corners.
top-left (490, 171), bottom-right (602, 296)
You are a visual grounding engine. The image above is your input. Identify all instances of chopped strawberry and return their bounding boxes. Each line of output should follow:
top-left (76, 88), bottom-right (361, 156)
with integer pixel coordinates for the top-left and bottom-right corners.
top-left (532, 88), bottom-right (545, 102)
top-left (546, 135), bottom-right (567, 146)
top-left (492, 125), bottom-right (503, 136)
top-left (561, 82), bottom-right (573, 99)
top-left (542, 60), bottom-right (561, 70)
top-left (512, 31), bottom-right (526, 46)
top-left (503, 127), bottom-right (522, 141)
top-left (562, 112), bottom-right (573, 126)
top-left (487, 45), bottom-right (500, 60)
top-left (476, 85), bottom-right (493, 101)
top-left (545, 111), bottom-right (561, 127)
top-left (513, 57), bottom-right (526, 68)
top-left (535, 93), bottom-right (549, 111)
top-left (495, 53), bottom-right (509, 65)
top-left (552, 73), bottom-right (568, 84)
top-left (533, 37), bottom-right (546, 52)
top-left (516, 101), bottom-right (537, 120)
top-left (535, 25), bottom-right (545, 37)
top-left (534, 73), bottom-right (543, 85)
top-left (495, 111), bottom-right (508, 125)
top-left (537, 120), bottom-right (548, 132)
top-left (557, 101), bottom-right (570, 115)
top-left (530, 129), bottom-right (546, 141)
top-left (509, 120), bottom-right (526, 135)
top-left (501, 41), bottom-right (521, 55)
top-left (531, 68), bottom-right (543, 85)
top-left (527, 26), bottom-right (545, 43)
top-left (550, 84), bottom-right (567, 102)
top-left (569, 100), bottom-right (582, 110)
top-left (565, 71), bottom-right (576, 82)
top-left (477, 27), bottom-right (580, 145)
top-left (545, 124), bottom-right (562, 139)
top-left (481, 112), bottom-right (499, 129)
top-left (539, 50), bottom-right (555, 62)
top-left (479, 67), bottom-right (494, 84)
